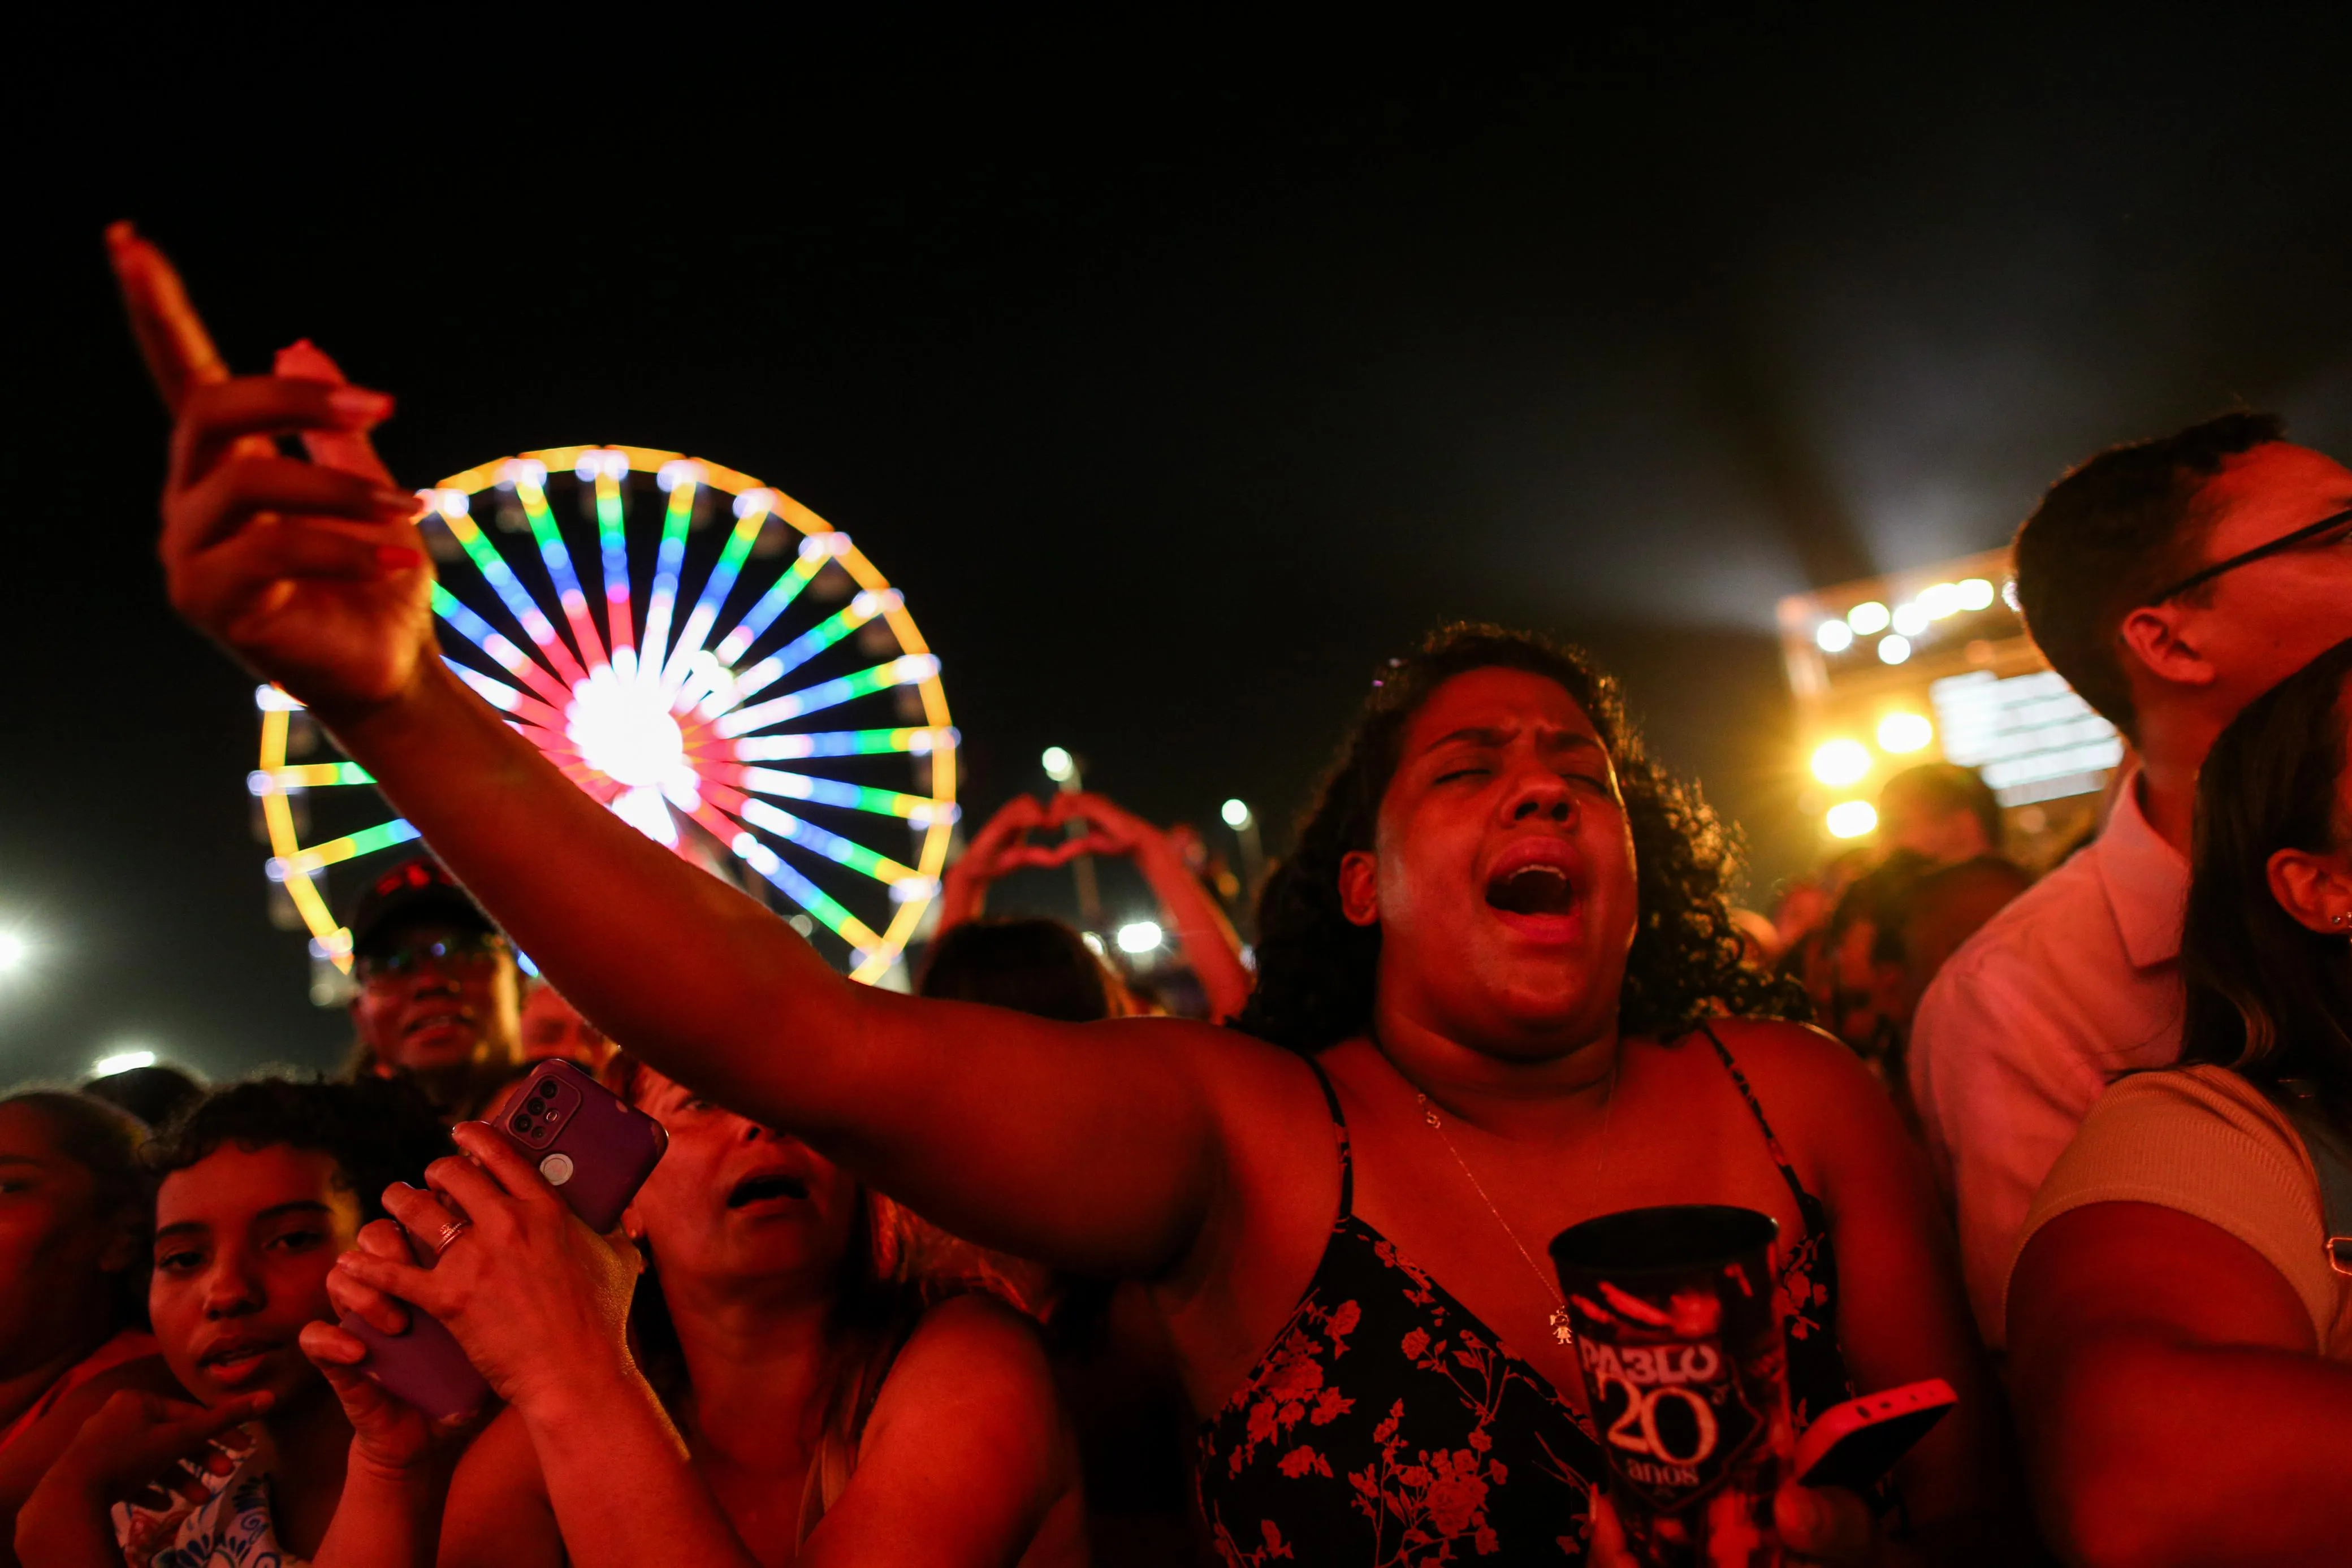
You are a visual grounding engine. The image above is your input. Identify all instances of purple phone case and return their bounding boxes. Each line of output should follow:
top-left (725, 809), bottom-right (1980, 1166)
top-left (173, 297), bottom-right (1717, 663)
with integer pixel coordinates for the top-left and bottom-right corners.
top-left (344, 1060), bottom-right (669, 1418)
top-left (495, 1059), bottom-right (670, 1233)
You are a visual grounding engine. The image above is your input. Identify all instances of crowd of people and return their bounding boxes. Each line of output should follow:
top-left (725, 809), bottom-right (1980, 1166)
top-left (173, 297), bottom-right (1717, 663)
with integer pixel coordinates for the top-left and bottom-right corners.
top-left (2, 239), bottom-right (2348, 1566)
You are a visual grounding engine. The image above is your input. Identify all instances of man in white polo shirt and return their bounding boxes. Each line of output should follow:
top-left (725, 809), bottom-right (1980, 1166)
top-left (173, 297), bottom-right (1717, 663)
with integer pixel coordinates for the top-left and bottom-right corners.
top-left (1908, 411), bottom-right (2352, 1345)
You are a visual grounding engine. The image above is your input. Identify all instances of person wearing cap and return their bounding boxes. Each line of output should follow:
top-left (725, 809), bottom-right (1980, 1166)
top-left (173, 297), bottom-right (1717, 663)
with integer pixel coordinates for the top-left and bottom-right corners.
top-left (345, 856), bottom-right (524, 1124)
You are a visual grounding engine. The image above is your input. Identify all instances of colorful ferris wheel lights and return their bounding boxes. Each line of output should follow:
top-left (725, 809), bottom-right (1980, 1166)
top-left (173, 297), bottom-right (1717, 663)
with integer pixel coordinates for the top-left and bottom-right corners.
top-left (269, 818), bottom-right (421, 881)
top-left (593, 465), bottom-right (634, 660)
top-left (732, 768), bottom-right (956, 823)
top-left (712, 535), bottom-right (853, 666)
top-left (249, 763), bottom-right (374, 795)
top-left (724, 832), bottom-right (877, 958)
top-left (730, 726), bottom-right (957, 760)
top-left (711, 654), bottom-right (941, 738)
top-left (736, 799), bottom-right (920, 884)
top-left (253, 445), bottom-right (956, 987)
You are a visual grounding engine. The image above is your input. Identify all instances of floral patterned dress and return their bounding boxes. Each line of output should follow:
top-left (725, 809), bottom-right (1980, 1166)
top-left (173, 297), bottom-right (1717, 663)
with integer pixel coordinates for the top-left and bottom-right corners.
top-left (1195, 1026), bottom-right (1856, 1565)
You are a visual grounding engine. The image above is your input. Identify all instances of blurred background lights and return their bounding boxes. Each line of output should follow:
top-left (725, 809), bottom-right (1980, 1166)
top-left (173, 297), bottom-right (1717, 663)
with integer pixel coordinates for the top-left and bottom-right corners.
top-left (1221, 798), bottom-right (1252, 829)
top-left (1917, 582), bottom-right (1960, 619)
top-left (1116, 920), bottom-right (1164, 955)
top-left (1814, 620), bottom-right (1854, 653)
top-left (0, 932), bottom-right (25, 972)
top-left (1846, 601), bottom-right (1891, 636)
top-left (1041, 746), bottom-right (1075, 783)
top-left (1810, 739), bottom-right (1873, 787)
top-left (1891, 601), bottom-right (1931, 637)
top-left (1079, 931), bottom-right (1106, 956)
top-left (1957, 578), bottom-right (1998, 612)
top-left (1877, 712), bottom-right (1935, 753)
top-left (1825, 800), bottom-right (1879, 839)
top-left (92, 1049), bottom-right (156, 1076)
top-left (1878, 635), bottom-right (1913, 665)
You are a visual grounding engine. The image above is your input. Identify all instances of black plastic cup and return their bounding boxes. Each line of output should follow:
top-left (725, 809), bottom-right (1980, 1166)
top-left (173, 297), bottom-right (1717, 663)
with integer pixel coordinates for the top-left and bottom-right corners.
top-left (1550, 1205), bottom-right (1792, 1567)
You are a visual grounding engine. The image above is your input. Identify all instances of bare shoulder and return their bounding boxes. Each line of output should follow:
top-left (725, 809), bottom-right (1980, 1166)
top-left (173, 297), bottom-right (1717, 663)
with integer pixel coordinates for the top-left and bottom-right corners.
top-left (1679, 1018), bottom-right (1915, 1183)
top-left (879, 1293), bottom-right (1058, 1415)
top-left (1688, 1017), bottom-right (1884, 1107)
top-left (897, 1291), bottom-right (1050, 1366)
top-left (862, 1294), bottom-right (1070, 1495)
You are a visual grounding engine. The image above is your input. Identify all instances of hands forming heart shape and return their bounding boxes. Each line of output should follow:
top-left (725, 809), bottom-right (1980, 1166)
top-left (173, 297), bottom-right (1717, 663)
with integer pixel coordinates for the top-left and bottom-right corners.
top-left (961, 790), bottom-right (1163, 880)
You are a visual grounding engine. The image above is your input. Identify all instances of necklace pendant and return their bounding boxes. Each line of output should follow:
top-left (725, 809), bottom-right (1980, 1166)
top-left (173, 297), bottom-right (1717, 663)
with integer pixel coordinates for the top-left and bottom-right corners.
top-left (1549, 1306), bottom-right (1575, 1346)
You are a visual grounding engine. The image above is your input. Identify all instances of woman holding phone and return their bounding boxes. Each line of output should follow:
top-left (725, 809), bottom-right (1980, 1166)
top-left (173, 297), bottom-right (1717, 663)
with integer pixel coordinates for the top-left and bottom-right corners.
top-left (116, 226), bottom-right (2016, 1564)
top-left (296, 1057), bottom-right (1085, 1567)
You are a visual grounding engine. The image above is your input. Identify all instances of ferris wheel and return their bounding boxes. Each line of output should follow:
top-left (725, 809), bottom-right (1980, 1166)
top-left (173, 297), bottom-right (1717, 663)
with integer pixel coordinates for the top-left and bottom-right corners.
top-left (249, 444), bottom-right (959, 991)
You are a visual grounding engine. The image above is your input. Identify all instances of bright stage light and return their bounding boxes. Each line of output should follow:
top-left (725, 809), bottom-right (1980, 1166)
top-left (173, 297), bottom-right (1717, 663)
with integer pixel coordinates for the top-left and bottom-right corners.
top-left (1117, 921), bottom-right (1164, 955)
top-left (1811, 739), bottom-right (1873, 787)
top-left (1918, 582), bottom-right (1961, 620)
top-left (1878, 635), bottom-right (1913, 665)
top-left (0, 933), bottom-right (25, 972)
top-left (1957, 578), bottom-right (1996, 612)
top-left (1815, 620), bottom-right (1854, 653)
top-left (1878, 713), bottom-right (1934, 753)
top-left (1826, 801), bottom-right (1879, 839)
top-left (1891, 601), bottom-right (1931, 637)
top-left (1041, 747), bottom-right (1075, 783)
top-left (92, 1049), bottom-right (156, 1076)
top-left (1221, 798), bottom-right (1252, 829)
top-left (1847, 601), bottom-right (1891, 636)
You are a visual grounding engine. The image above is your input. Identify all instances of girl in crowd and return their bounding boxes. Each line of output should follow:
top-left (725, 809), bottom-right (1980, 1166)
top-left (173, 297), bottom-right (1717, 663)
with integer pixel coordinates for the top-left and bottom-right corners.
top-left (16, 1077), bottom-right (448, 1567)
top-left (300, 1055), bottom-right (1086, 1567)
top-left (2008, 636), bottom-right (2352, 1566)
top-left (122, 235), bottom-right (2016, 1563)
top-left (0, 1093), bottom-right (173, 1566)
top-left (939, 790), bottom-right (1253, 1021)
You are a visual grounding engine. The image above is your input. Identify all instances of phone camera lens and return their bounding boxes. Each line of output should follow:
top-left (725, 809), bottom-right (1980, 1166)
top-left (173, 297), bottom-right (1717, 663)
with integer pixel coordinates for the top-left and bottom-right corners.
top-left (510, 1114), bottom-right (533, 1133)
top-left (525, 1096), bottom-right (545, 1115)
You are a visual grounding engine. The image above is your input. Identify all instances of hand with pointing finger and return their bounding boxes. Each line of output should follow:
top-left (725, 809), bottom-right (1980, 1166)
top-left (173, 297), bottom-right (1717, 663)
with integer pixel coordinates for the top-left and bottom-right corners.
top-left (109, 223), bottom-right (437, 720)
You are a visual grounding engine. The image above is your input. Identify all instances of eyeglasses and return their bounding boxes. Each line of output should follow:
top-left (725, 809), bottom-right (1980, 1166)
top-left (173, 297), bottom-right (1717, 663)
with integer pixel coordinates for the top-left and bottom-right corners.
top-left (356, 934), bottom-right (510, 982)
top-left (2143, 505), bottom-right (2352, 605)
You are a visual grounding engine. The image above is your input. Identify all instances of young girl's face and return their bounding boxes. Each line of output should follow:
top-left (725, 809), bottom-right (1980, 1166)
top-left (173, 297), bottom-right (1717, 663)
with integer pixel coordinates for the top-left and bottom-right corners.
top-left (150, 1143), bottom-right (363, 1411)
top-left (0, 1103), bottom-right (135, 1359)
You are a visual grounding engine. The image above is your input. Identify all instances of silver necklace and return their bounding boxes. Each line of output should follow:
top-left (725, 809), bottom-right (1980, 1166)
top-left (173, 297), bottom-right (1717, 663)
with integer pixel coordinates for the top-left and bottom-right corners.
top-left (1416, 1060), bottom-right (1618, 1349)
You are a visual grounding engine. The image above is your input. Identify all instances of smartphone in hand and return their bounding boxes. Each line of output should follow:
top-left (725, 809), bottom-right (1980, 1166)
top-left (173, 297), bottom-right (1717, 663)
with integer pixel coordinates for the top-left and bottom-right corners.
top-left (341, 1060), bottom-right (669, 1420)
top-left (1792, 1378), bottom-right (1957, 1495)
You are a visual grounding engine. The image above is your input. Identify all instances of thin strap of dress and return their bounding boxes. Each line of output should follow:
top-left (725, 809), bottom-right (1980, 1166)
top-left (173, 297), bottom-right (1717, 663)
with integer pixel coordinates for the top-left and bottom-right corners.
top-left (1302, 1054), bottom-right (1355, 1218)
top-left (1698, 1021), bottom-right (1811, 1215)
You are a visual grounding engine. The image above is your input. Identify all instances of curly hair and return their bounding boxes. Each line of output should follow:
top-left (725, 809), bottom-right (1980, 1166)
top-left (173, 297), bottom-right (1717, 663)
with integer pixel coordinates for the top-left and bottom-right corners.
top-left (1234, 623), bottom-right (1809, 1053)
top-left (143, 1075), bottom-right (452, 1225)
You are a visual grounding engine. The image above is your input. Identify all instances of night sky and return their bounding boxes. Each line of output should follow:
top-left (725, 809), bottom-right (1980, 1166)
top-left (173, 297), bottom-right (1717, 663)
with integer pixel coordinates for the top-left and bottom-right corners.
top-left (6, 12), bottom-right (2348, 1086)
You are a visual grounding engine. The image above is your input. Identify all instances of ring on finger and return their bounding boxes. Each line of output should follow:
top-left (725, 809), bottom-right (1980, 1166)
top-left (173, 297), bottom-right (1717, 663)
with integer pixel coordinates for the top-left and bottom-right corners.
top-left (432, 1218), bottom-right (473, 1254)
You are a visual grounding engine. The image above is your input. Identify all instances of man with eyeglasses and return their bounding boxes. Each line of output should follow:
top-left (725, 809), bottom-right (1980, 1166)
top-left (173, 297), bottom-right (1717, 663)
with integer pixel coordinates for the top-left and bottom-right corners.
top-left (344, 855), bottom-right (525, 1123)
top-left (1907, 410), bottom-right (2352, 1348)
